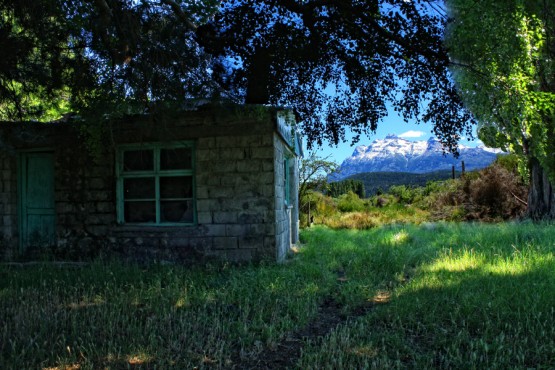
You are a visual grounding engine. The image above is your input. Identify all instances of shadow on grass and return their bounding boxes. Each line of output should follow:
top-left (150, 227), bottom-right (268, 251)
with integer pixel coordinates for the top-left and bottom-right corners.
top-left (350, 258), bottom-right (555, 368)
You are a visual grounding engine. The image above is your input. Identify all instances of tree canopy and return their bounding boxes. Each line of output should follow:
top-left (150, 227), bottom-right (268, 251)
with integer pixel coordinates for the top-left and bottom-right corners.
top-left (0, 0), bottom-right (220, 120)
top-left (1, 0), bottom-right (474, 152)
top-left (446, 0), bottom-right (555, 218)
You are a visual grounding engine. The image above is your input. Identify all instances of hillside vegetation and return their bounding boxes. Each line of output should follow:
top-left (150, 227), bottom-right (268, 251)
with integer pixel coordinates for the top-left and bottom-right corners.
top-left (302, 157), bottom-right (527, 229)
top-left (345, 170), bottom-right (457, 196)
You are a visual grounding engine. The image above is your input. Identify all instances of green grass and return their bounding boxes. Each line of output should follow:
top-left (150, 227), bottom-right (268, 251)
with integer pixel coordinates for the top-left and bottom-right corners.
top-left (299, 222), bottom-right (555, 369)
top-left (0, 260), bottom-right (335, 369)
top-left (2, 222), bottom-right (555, 368)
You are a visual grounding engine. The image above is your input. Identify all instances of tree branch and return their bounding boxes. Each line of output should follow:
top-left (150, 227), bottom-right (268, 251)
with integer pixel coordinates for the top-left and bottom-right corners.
top-left (510, 190), bottom-right (528, 206)
top-left (278, 0), bottom-right (444, 64)
top-left (160, 0), bottom-right (198, 32)
top-left (277, 0), bottom-right (336, 14)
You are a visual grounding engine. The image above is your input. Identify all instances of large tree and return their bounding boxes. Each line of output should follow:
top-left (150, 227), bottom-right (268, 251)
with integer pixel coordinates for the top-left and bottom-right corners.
top-left (446, 0), bottom-right (555, 219)
top-left (0, 0), bottom-right (220, 120)
top-left (1, 0), bottom-right (474, 152)
top-left (198, 0), bottom-right (474, 150)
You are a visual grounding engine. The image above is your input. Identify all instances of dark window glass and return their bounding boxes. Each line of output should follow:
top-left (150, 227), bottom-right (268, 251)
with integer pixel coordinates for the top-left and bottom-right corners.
top-left (161, 200), bottom-right (193, 223)
top-left (160, 176), bottom-right (192, 198)
top-left (123, 150), bottom-right (154, 171)
top-left (124, 178), bottom-right (155, 199)
top-left (160, 147), bottom-right (192, 170)
top-left (124, 201), bottom-right (156, 223)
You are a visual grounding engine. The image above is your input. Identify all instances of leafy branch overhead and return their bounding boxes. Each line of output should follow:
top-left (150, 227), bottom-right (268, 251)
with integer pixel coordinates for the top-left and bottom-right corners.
top-left (1, 0), bottom-right (473, 152)
top-left (446, 0), bottom-right (555, 219)
top-left (197, 0), bottom-right (474, 151)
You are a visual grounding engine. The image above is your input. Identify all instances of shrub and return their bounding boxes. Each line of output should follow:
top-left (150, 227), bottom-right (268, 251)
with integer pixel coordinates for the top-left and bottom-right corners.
top-left (388, 184), bottom-right (424, 204)
top-left (326, 212), bottom-right (378, 229)
top-left (495, 153), bottom-right (528, 183)
top-left (337, 191), bottom-right (366, 212)
top-left (426, 163), bottom-right (527, 221)
top-left (466, 163), bottom-right (527, 219)
top-left (300, 190), bottom-right (337, 227)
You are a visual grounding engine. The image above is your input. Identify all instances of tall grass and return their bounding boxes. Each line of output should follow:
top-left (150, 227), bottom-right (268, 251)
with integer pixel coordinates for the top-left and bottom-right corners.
top-left (0, 260), bottom-right (333, 369)
top-left (299, 222), bottom-right (555, 369)
top-left (2, 222), bottom-right (555, 368)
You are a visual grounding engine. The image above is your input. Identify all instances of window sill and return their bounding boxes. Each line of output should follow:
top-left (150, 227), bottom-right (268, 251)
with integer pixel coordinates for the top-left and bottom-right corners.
top-left (114, 223), bottom-right (198, 232)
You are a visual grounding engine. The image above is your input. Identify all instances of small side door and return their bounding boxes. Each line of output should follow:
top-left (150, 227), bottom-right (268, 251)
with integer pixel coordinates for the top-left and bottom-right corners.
top-left (19, 152), bottom-right (56, 251)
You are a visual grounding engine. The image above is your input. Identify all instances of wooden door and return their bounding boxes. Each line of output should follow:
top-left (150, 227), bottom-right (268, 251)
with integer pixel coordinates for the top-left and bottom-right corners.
top-left (20, 152), bottom-right (56, 251)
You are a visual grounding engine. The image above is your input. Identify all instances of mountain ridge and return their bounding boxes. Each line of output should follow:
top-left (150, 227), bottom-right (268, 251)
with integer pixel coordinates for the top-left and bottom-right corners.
top-left (330, 135), bottom-right (501, 181)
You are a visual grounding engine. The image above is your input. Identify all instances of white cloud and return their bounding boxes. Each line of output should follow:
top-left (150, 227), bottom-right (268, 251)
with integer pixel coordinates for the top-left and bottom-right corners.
top-left (399, 130), bottom-right (426, 138)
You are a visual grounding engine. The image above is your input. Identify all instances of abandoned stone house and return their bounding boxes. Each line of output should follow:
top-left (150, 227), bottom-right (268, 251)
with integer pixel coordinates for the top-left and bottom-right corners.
top-left (0, 104), bottom-right (302, 263)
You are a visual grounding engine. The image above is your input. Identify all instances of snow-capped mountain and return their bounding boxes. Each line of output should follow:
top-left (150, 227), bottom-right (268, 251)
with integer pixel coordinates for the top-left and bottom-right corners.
top-left (331, 134), bottom-right (502, 181)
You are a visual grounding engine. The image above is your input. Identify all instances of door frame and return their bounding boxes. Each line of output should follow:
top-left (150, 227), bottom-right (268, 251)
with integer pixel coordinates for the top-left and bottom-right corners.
top-left (17, 148), bottom-right (56, 253)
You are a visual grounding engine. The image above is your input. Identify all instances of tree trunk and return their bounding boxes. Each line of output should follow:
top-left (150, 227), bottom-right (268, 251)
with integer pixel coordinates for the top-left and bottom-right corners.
top-left (245, 46), bottom-right (271, 104)
top-left (526, 156), bottom-right (555, 220)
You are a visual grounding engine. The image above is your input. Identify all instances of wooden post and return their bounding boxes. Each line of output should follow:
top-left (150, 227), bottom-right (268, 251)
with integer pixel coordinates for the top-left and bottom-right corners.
top-left (461, 161), bottom-right (465, 176)
top-left (452, 165), bottom-right (455, 179)
top-left (307, 199), bottom-right (311, 228)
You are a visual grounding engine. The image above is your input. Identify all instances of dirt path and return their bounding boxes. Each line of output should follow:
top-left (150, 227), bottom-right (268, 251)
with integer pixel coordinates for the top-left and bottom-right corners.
top-left (232, 279), bottom-right (376, 369)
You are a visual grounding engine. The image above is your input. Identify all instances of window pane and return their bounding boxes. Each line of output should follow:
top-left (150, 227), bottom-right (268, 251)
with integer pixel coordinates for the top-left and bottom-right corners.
top-left (160, 147), bottom-right (192, 170)
top-left (161, 200), bottom-right (193, 223)
top-left (124, 178), bottom-right (155, 199)
top-left (124, 201), bottom-right (156, 223)
top-left (160, 176), bottom-right (193, 198)
top-left (123, 150), bottom-right (154, 171)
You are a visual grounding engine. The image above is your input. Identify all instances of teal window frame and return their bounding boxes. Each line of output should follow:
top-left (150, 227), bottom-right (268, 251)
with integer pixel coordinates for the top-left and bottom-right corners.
top-left (284, 157), bottom-right (290, 206)
top-left (116, 142), bottom-right (196, 225)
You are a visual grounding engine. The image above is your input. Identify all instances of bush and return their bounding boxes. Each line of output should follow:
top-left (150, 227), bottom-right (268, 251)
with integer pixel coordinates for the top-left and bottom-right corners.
top-left (388, 184), bottom-right (425, 204)
top-left (300, 190), bottom-right (337, 227)
top-left (337, 191), bottom-right (366, 212)
top-left (326, 212), bottom-right (378, 229)
top-left (421, 180), bottom-right (465, 220)
top-left (466, 163), bottom-right (527, 219)
top-left (495, 153), bottom-right (528, 184)
top-left (427, 163), bottom-right (527, 221)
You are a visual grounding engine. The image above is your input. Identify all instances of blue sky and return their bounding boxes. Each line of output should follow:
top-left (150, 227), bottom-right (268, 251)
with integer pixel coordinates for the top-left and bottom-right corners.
top-left (295, 1), bottom-right (483, 164)
top-left (306, 112), bottom-right (482, 164)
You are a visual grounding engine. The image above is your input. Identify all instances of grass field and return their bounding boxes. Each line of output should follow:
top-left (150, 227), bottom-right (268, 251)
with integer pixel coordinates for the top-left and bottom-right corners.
top-left (2, 222), bottom-right (555, 369)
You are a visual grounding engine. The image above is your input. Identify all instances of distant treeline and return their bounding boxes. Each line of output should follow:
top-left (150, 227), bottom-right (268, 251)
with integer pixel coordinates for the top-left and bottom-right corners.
top-left (327, 179), bottom-right (365, 198)
top-left (339, 170), bottom-right (459, 197)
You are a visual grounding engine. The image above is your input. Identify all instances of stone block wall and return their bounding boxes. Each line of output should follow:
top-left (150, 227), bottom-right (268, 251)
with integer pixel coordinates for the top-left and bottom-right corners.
top-left (95, 119), bottom-right (278, 262)
top-left (0, 153), bottom-right (17, 258)
top-left (189, 133), bottom-right (277, 261)
top-left (0, 105), bottom-right (298, 263)
top-left (53, 144), bottom-right (117, 258)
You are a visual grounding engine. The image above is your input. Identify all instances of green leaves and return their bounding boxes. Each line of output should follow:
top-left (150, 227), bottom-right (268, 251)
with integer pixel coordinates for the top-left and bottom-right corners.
top-left (0, 0), bottom-right (220, 122)
top-left (447, 0), bottom-right (555, 185)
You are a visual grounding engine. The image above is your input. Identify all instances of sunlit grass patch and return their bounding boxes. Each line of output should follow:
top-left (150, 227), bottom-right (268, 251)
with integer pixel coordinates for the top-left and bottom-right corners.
top-left (43, 365), bottom-right (81, 370)
top-left (389, 229), bottom-right (412, 245)
top-left (425, 248), bottom-right (486, 273)
top-left (126, 351), bottom-right (154, 366)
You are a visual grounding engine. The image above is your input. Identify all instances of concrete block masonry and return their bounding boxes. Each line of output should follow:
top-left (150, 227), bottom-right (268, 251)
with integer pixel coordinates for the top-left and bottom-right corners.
top-left (0, 106), bottom-right (300, 263)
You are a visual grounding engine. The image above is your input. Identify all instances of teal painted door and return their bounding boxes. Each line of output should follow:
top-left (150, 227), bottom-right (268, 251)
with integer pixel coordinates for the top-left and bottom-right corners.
top-left (20, 152), bottom-right (56, 250)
